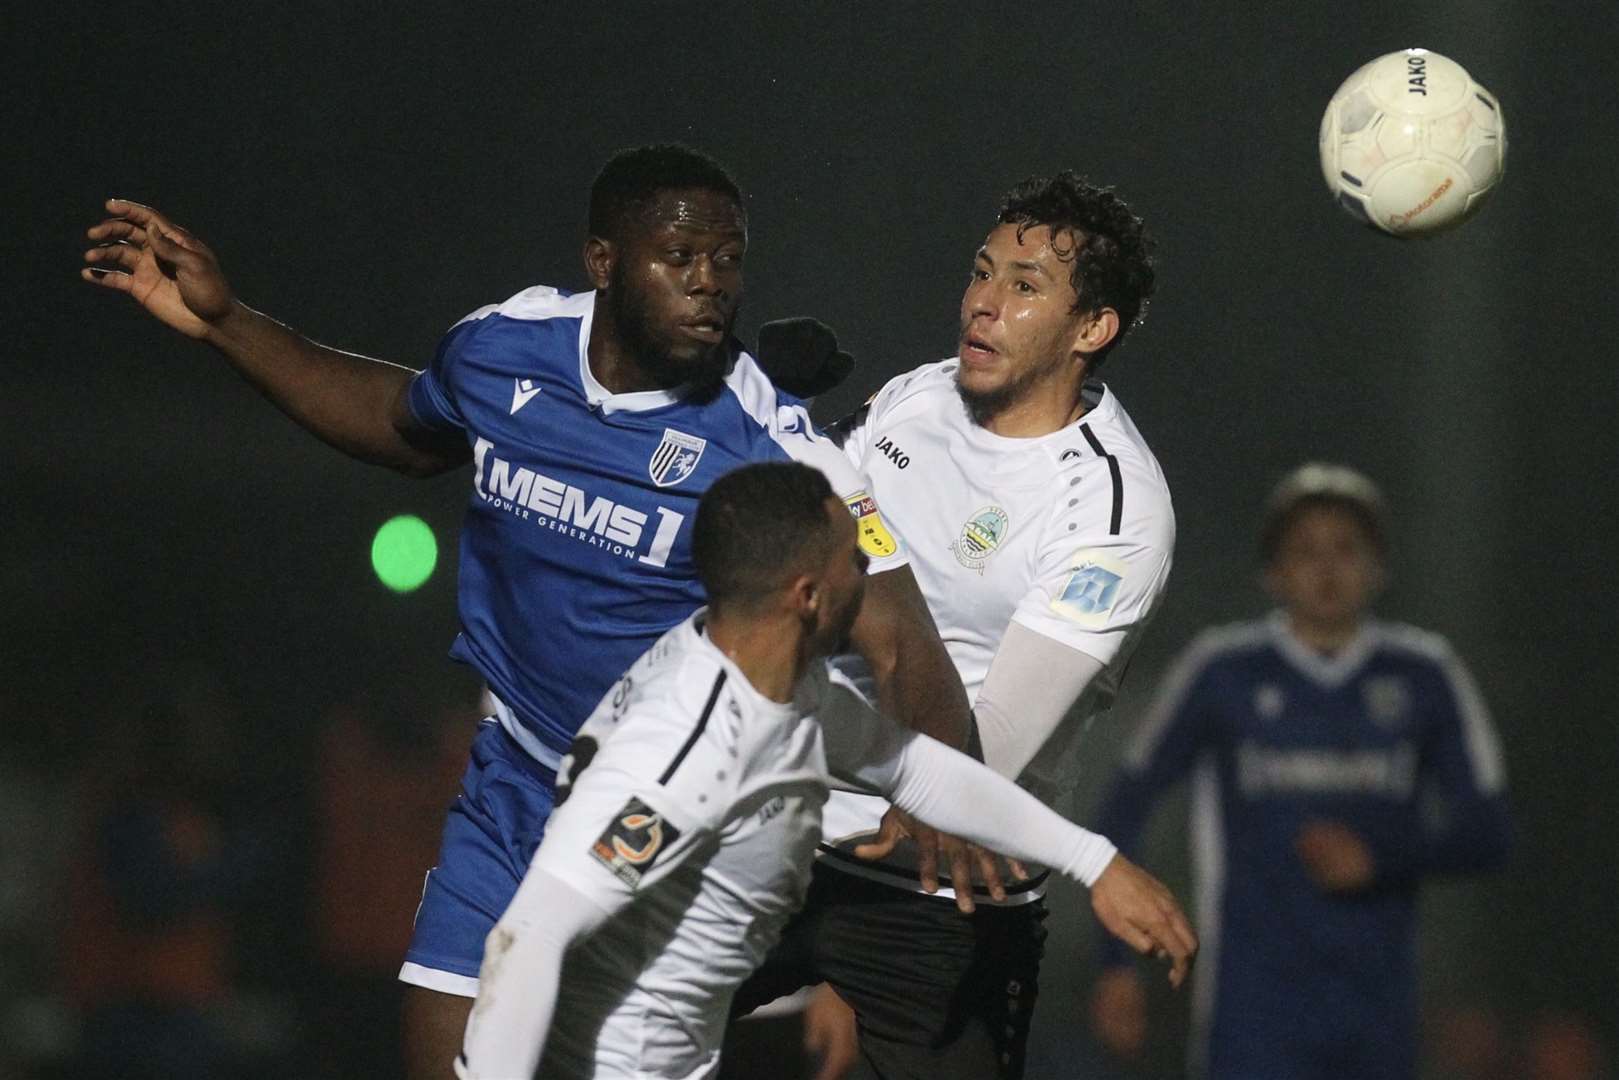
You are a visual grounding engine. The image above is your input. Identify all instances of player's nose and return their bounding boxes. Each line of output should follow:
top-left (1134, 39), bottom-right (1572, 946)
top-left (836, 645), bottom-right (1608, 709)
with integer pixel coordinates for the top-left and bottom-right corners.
top-left (963, 279), bottom-right (997, 320)
top-left (686, 255), bottom-right (722, 295)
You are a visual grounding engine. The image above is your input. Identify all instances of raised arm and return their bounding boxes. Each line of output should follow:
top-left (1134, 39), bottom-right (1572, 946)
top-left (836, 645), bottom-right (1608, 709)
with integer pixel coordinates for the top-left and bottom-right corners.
top-left (82, 199), bottom-right (468, 477)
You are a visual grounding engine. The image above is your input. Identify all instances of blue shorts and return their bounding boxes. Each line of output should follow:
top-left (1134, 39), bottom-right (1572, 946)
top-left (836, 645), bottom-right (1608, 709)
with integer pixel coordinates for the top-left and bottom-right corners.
top-left (398, 720), bottom-right (557, 996)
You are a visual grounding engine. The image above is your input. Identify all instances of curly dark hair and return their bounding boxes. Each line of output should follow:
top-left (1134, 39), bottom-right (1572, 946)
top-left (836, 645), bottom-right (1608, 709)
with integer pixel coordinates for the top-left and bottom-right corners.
top-left (997, 172), bottom-right (1156, 364)
top-left (588, 144), bottom-right (743, 241)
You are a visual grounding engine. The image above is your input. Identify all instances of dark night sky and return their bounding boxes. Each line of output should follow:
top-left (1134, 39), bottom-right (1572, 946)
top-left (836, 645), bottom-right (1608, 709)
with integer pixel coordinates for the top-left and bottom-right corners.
top-left (6, 1), bottom-right (1618, 1064)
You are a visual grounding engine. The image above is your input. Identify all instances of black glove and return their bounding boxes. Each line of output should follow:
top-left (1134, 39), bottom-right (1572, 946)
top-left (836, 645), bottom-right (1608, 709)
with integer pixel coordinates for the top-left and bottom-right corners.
top-left (753, 317), bottom-right (856, 399)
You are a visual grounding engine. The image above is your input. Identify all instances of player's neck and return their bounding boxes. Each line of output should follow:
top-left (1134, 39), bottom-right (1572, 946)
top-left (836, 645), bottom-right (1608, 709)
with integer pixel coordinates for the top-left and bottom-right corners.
top-left (705, 610), bottom-right (806, 705)
top-left (587, 306), bottom-right (663, 394)
top-left (1286, 612), bottom-right (1367, 656)
top-left (979, 371), bottom-right (1090, 438)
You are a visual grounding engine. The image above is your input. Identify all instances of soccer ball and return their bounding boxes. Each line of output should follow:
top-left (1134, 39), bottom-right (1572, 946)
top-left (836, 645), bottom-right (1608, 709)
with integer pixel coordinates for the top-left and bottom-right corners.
top-left (1319, 49), bottom-right (1506, 236)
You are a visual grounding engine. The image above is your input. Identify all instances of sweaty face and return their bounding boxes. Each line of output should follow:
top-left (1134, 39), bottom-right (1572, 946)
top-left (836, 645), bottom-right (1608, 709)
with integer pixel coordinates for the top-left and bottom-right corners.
top-left (810, 497), bottom-right (869, 657)
top-left (605, 188), bottom-right (746, 390)
top-left (956, 222), bottom-right (1089, 425)
top-left (1266, 506), bottom-right (1383, 631)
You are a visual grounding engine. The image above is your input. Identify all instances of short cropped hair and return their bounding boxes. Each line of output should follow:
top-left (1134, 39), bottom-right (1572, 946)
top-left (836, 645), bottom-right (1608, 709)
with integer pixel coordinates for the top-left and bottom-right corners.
top-left (997, 172), bottom-right (1156, 364)
top-left (1260, 462), bottom-right (1388, 563)
top-left (588, 144), bottom-right (743, 241)
top-left (694, 463), bottom-right (838, 609)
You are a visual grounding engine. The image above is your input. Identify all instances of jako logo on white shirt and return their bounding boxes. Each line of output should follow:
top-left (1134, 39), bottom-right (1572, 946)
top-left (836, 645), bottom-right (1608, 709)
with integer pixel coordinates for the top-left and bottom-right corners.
top-left (473, 438), bottom-right (684, 567)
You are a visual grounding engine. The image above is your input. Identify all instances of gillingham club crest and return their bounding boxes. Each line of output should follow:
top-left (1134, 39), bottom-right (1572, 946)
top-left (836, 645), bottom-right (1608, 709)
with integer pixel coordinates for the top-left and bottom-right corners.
top-left (951, 505), bottom-right (1010, 572)
top-left (648, 428), bottom-right (707, 487)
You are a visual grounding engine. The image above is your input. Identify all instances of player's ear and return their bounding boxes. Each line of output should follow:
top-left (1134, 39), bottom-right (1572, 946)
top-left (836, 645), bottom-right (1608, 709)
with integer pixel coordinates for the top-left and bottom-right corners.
top-left (786, 574), bottom-right (819, 621)
top-left (584, 235), bottom-right (616, 290)
top-left (1071, 307), bottom-right (1120, 358)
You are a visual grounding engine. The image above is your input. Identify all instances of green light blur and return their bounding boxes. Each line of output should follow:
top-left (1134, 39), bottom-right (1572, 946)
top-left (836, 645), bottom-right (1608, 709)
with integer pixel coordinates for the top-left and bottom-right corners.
top-left (371, 515), bottom-right (437, 593)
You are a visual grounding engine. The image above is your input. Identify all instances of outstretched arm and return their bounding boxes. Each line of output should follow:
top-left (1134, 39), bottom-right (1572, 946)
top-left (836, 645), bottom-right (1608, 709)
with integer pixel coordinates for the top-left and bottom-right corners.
top-left (82, 199), bottom-right (468, 476)
top-left (825, 699), bottom-right (1198, 987)
top-left (847, 566), bottom-right (1023, 907)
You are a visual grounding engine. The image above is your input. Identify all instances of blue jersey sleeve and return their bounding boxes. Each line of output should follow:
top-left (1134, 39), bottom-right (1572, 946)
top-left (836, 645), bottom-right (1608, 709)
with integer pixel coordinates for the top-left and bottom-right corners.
top-left (1362, 649), bottom-right (1512, 882)
top-left (407, 309), bottom-right (493, 432)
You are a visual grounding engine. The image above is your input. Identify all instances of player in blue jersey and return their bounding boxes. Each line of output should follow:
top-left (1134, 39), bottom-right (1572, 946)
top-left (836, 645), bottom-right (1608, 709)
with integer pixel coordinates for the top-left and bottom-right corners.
top-left (82, 145), bottom-right (984, 1079)
top-left (1087, 463), bottom-right (1513, 1080)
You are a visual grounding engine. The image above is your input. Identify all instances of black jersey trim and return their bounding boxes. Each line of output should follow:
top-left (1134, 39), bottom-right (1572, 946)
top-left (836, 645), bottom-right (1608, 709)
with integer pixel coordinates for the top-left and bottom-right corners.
top-left (824, 402), bottom-right (871, 448)
top-left (816, 842), bottom-right (1051, 896)
top-left (1079, 423), bottom-right (1123, 535)
top-left (659, 670), bottom-right (728, 785)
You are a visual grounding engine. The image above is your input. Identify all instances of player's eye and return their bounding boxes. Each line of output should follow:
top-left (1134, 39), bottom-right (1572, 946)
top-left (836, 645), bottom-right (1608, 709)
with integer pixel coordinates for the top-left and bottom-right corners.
top-left (1015, 279), bottom-right (1037, 294)
top-left (665, 247), bottom-right (693, 264)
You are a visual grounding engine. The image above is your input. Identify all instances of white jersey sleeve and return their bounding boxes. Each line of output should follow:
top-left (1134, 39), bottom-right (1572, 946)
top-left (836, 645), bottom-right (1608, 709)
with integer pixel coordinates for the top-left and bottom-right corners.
top-left (813, 670), bottom-right (1117, 887)
top-left (459, 680), bottom-right (733, 1080)
top-left (727, 353), bottom-right (909, 574)
top-left (1010, 445), bottom-right (1175, 667)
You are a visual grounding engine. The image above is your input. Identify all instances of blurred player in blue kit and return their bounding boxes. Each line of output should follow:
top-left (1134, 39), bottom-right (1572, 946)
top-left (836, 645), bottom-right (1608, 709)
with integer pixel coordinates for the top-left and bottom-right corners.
top-left (81, 145), bottom-right (980, 1079)
top-left (1088, 463), bottom-right (1513, 1080)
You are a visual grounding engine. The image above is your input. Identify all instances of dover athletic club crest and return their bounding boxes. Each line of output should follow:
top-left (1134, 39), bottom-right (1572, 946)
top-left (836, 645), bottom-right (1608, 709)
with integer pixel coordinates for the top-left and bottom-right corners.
top-left (649, 428), bottom-right (707, 487)
top-left (951, 505), bottom-right (1010, 573)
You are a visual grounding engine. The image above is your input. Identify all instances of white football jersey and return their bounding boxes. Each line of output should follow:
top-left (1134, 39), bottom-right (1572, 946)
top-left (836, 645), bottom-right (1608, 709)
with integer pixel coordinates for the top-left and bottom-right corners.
top-left (527, 615), bottom-right (912, 1079)
top-left (821, 360), bottom-right (1175, 897)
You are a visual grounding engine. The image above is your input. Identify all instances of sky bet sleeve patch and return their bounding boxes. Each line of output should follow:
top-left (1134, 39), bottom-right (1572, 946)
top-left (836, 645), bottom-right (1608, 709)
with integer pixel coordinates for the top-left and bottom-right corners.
top-left (590, 797), bottom-right (681, 888)
top-left (1050, 550), bottom-right (1128, 626)
top-left (844, 491), bottom-right (899, 558)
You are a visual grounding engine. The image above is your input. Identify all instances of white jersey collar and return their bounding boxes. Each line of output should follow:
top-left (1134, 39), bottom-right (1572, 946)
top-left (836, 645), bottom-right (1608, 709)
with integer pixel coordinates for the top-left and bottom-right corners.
top-left (950, 367), bottom-right (1119, 452)
top-left (575, 292), bottom-right (691, 415)
top-left (686, 610), bottom-right (801, 721)
top-left (1266, 610), bottom-right (1380, 687)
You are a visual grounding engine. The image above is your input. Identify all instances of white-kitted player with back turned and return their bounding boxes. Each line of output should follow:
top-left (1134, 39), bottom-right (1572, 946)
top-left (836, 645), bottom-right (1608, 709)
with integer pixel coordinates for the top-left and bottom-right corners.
top-left (456, 462), bottom-right (1195, 1080)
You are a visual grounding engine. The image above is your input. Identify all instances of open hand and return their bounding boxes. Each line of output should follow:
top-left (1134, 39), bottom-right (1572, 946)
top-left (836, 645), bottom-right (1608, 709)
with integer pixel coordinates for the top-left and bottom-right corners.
top-left (82, 199), bottom-right (236, 339)
top-left (851, 806), bottom-right (1027, 914)
top-left (1089, 967), bottom-right (1148, 1059)
top-left (1089, 854), bottom-right (1198, 989)
top-left (1295, 819), bottom-right (1376, 893)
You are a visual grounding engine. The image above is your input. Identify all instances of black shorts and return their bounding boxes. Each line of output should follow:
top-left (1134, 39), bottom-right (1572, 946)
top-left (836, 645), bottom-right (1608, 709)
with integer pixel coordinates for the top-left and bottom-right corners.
top-left (728, 862), bottom-right (1048, 1080)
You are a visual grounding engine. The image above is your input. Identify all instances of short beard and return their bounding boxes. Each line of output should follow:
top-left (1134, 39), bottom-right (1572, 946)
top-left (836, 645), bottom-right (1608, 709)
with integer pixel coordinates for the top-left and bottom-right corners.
top-left (607, 265), bottom-right (734, 392)
top-left (954, 355), bottom-right (1061, 428)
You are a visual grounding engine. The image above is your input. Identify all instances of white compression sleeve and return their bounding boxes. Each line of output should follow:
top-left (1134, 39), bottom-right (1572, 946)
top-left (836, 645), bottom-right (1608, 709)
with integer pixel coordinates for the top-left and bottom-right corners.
top-left (886, 733), bottom-right (1117, 887)
top-left (975, 621), bottom-right (1107, 779)
top-left (456, 866), bottom-right (616, 1080)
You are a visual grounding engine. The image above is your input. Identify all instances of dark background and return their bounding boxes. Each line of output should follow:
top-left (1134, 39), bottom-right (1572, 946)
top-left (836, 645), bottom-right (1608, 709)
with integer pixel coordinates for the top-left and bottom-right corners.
top-left (5, 4), bottom-right (1616, 1077)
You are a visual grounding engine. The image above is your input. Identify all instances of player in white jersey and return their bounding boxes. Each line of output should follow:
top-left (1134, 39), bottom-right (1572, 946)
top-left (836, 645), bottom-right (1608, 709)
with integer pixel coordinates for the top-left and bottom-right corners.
top-left (456, 462), bottom-right (1196, 1080)
top-left (730, 172), bottom-right (1177, 1079)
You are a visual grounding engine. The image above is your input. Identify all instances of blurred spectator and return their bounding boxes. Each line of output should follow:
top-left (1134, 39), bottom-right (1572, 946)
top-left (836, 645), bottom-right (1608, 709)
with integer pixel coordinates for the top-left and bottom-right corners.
top-left (307, 694), bottom-right (476, 1078)
top-left (60, 694), bottom-right (261, 1080)
top-left (1526, 1010), bottom-right (1609, 1080)
top-left (1428, 1003), bottom-right (1513, 1080)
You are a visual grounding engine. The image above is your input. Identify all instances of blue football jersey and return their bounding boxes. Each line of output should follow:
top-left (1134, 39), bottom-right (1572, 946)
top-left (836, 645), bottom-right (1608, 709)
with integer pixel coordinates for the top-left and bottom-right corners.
top-left (406, 286), bottom-right (904, 763)
top-left (1094, 614), bottom-right (1511, 1078)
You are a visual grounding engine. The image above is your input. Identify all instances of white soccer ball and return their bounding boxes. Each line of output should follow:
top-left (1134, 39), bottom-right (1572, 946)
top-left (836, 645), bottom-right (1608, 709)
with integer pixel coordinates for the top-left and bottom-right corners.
top-left (1319, 49), bottom-right (1506, 236)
